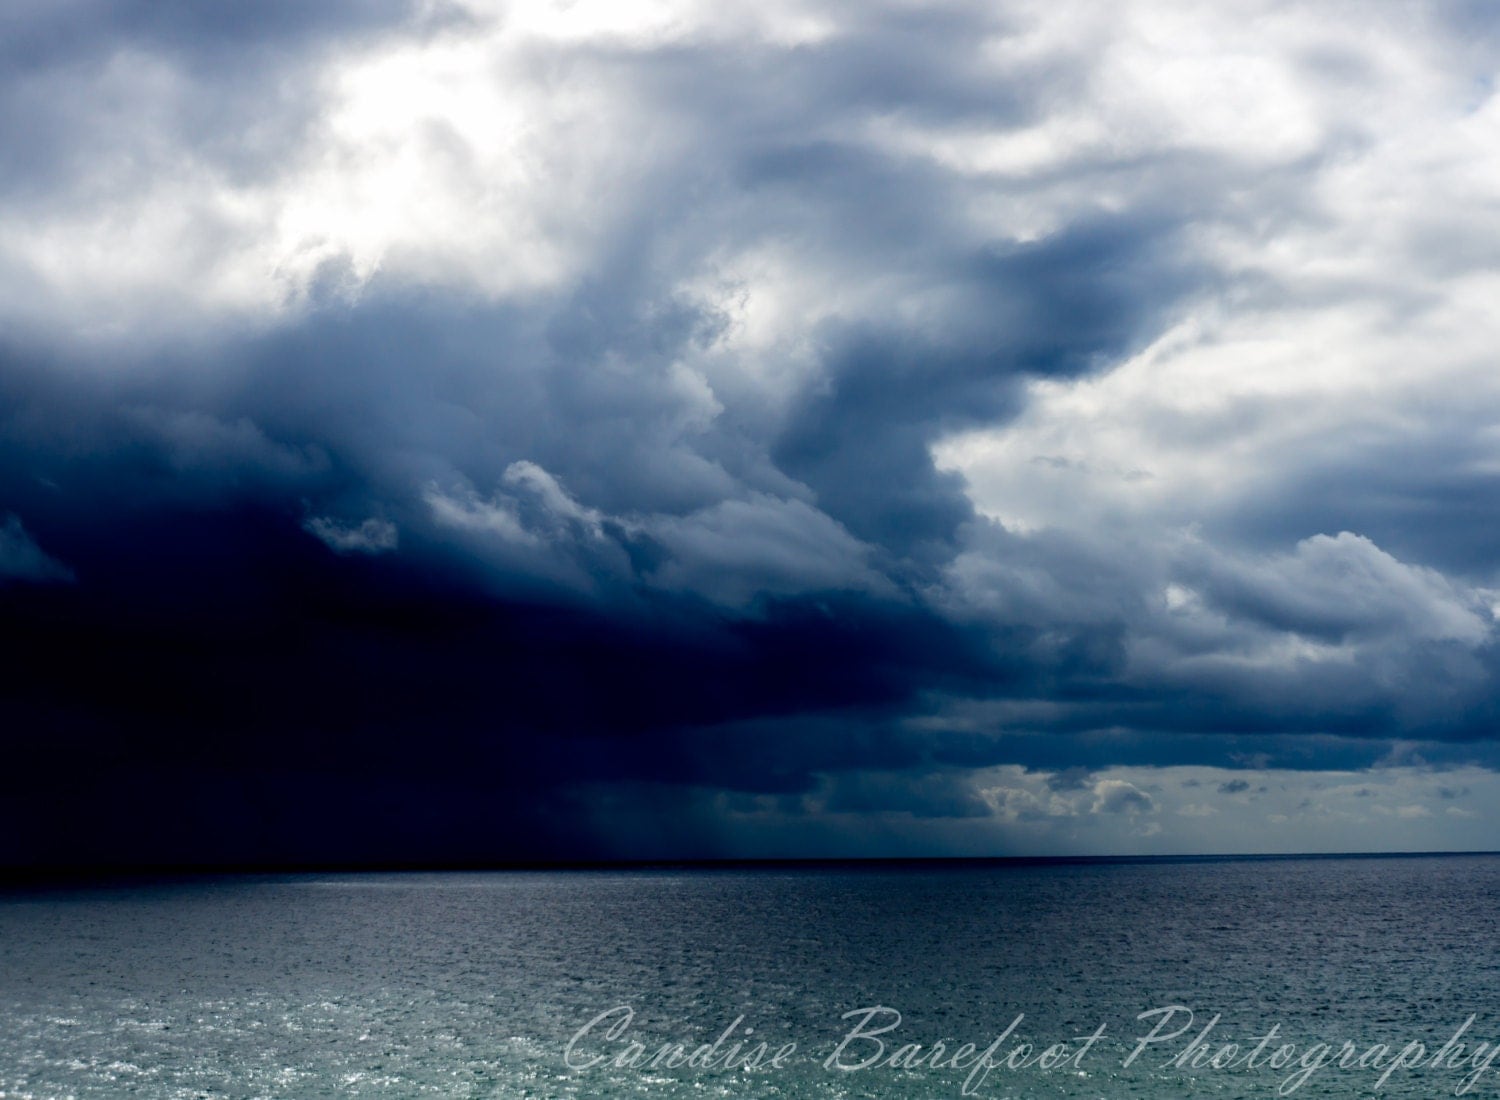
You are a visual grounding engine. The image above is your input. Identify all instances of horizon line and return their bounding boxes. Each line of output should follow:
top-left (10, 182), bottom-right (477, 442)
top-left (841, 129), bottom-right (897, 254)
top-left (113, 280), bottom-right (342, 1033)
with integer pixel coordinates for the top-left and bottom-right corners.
top-left (5, 848), bottom-right (1500, 888)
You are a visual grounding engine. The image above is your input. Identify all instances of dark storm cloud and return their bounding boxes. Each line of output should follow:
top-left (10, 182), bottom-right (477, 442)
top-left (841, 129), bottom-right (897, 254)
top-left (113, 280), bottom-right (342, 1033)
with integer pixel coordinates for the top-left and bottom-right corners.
top-left (0, 314), bottom-right (1019, 863)
top-left (5, 1), bottom-right (1500, 864)
top-left (771, 213), bottom-right (1201, 567)
top-left (821, 770), bottom-right (993, 819)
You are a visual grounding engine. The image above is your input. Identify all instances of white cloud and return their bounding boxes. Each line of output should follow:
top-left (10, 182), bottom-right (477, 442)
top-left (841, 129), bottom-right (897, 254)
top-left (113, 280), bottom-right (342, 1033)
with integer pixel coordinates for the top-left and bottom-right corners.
top-left (1183, 532), bottom-right (1491, 646)
top-left (304, 516), bottom-right (399, 555)
top-left (423, 483), bottom-right (536, 546)
top-left (1091, 778), bottom-right (1155, 815)
top-left (501, 461), bottom-right (604, 536)
top-left (911, 8), bottom-right (1500, 704)
top-left (422, 462), bottom-right (887, 607)
top-left (960, 763), bottom-right (1500, 855)
top-left (0, 0), bottom-right (898, 345)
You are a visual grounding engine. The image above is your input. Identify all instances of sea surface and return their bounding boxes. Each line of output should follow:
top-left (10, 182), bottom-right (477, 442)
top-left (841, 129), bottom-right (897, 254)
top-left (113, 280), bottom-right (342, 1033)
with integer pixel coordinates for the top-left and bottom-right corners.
top-left (3, 855), bottom-right (1499, 1099)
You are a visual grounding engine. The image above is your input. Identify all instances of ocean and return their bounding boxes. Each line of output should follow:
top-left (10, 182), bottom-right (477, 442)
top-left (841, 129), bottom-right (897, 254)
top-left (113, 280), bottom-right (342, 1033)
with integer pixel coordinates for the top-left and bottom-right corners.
top-left (3, 854), bottom-right (1498, 1098)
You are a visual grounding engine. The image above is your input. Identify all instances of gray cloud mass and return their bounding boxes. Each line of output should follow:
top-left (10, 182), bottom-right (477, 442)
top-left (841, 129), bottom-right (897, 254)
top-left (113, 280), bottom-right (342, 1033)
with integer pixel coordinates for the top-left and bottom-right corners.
top-left (4, 0), bottom-right (1500, 864)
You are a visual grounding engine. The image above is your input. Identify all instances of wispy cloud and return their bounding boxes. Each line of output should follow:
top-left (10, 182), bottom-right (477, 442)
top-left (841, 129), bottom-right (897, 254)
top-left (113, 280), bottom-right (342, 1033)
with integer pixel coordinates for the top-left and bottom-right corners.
top-left (0, 514), bottom-right (73, 584)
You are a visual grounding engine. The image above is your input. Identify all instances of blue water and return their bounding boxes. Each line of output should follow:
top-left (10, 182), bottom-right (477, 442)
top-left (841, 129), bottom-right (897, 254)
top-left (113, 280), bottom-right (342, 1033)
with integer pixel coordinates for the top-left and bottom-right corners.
top-left (3, 855), bottom-right (1499, 1098)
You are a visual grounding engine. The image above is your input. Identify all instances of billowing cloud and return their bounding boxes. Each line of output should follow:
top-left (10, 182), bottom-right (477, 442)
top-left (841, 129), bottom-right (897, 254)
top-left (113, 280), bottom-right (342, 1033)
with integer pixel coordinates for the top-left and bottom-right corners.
top-left (4, 0), bottom-right (1500, 865)
top-left (304, 516), bottom-right (398, 555)
top-left (1091, 779), bottom-right (1155, 816)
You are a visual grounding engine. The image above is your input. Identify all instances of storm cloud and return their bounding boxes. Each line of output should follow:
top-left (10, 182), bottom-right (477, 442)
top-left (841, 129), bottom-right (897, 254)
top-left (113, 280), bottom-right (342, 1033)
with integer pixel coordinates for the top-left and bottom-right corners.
top-left (5, 0), bottom-right (1500, 866)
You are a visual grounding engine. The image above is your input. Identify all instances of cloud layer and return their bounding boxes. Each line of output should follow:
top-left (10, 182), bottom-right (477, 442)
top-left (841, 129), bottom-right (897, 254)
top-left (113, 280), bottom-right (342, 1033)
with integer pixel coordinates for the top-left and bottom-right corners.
top-left (4, 0), bottom-right (1500, 865)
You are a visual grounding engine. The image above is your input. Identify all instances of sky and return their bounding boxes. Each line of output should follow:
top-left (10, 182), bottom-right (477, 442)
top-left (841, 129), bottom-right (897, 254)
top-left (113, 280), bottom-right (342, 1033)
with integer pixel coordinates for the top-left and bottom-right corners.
top-left (4, 0), bottom-right (1500, 867)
